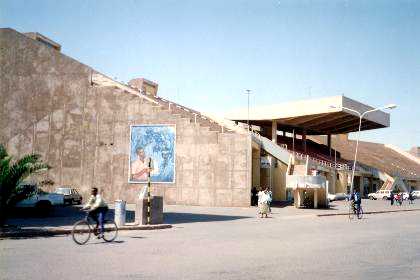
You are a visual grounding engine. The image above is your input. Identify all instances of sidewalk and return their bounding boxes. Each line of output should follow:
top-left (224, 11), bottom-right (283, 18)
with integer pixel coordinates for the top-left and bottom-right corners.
top-left (2, 199), bottom-right (419, 238)
top-left (273, 199), bottom-right (420, 218)
top-left (1, 204), bottom-right (171, 239)
top-left (319, 199), bottom-right (420, 216)
top-left (0, 223), bottom-right (172, 238)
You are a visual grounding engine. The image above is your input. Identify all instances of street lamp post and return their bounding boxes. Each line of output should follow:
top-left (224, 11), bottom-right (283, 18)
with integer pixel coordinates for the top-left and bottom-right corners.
top-left (245, 89), bottom-right (252, 131)
top-left (330, 104), bottom-right (397, 196)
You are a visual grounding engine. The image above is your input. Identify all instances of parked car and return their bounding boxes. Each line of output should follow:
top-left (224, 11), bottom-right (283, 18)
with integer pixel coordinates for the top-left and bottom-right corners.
top-left (16, 188), bottom-right (64, 211)
top-left (368, 190), bottom-right (392, 200)
top-left (411, 190), bottom-right (420, 199)
top-left (328, 193), bottom-right (348, 202)
top-left (55, 186), bottom-right (83, 205)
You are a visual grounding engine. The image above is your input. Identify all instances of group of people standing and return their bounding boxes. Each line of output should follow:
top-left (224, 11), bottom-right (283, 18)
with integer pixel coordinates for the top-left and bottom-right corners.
top-left (390, 192), bottom-right (415, 206)
top-left (251, 187), bottom-right (272, 218)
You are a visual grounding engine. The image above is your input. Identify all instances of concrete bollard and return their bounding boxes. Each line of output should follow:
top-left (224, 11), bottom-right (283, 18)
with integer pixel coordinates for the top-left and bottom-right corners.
top-left (135, 196), bottom-right (163, 225)
top-left (114, 200), bottom-right (126, 227)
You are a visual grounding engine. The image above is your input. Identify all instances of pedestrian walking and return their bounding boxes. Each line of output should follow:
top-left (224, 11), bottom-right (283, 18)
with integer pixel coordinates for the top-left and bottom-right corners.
top-left (396, 193), bottom-right (403, 206)
top-left (251, 187), bottom-right (258, 206)
top-left (258, 187), bottom-right (270, 218)
top-left (266, 188), bottom-right (273, 213)
top-left (390, 191), bottom-right (394, 206)
top-left (408, 192), bottom-right (414, 204)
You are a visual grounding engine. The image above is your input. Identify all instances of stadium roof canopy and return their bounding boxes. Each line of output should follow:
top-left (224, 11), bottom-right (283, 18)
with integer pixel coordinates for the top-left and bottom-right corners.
top-left (225, 95), bottom-right (391, 135)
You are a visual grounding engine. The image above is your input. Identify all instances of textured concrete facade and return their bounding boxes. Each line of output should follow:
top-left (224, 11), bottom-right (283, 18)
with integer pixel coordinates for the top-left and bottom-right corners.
top-left (0, 28), bottom-right (252, 207)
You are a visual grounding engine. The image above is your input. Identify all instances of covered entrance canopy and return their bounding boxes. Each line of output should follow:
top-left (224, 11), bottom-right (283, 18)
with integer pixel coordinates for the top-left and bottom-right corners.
top-left (226, 95), bottom-right (392, 207)
top-left (225, 95), bottom-right (390, 135)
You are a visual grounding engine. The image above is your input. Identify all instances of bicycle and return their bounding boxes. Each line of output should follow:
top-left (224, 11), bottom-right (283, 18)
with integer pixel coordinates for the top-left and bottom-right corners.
top-left (72, 210), bottom-right (118, 245)
top-left (348, 202), bottom-right (363, 220)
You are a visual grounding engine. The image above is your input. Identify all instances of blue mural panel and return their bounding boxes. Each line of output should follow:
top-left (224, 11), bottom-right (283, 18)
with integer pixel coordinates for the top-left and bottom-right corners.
top-left (129, 125), bottom-right (175, 183)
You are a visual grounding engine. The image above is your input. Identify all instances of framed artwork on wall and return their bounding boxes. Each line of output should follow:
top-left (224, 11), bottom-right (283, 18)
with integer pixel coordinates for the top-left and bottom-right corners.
top-left (129, 125), bottom-right (176, 183)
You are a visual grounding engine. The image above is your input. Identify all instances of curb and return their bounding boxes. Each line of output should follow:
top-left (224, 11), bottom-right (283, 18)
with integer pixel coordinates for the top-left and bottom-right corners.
top-left (0, 224), bottom-right (172, 238)
top-left (317, 208), bottom-right (420, 217)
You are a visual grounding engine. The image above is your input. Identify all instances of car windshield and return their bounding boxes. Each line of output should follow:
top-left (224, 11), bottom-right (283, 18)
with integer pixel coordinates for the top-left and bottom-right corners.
top-left (55, 188), bottom-right (71, 195)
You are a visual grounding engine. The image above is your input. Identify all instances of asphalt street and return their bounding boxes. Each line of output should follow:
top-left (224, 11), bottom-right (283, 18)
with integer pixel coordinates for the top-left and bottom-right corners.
top-left (1, 206), bottom-right (420, 280)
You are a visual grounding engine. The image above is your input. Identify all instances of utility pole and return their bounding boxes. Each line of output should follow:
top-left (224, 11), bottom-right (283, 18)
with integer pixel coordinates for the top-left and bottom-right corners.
top-left (245, 89), bottom-right (252, 131)
top-left (147, 158), bottom-right (152, 225)
top-left (329, 104), bottom-right (396, 197)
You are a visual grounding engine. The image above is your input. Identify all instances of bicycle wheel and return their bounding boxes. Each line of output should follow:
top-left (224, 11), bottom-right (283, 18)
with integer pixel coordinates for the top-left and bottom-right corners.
top-left (102, 219), bottom-right (118, 242)
top-left (357, 207), bottom-right (364, 219)
top-left (72, 220), bottom-right (91, 245)
top-left (348, 204), bottom-right (355, 220)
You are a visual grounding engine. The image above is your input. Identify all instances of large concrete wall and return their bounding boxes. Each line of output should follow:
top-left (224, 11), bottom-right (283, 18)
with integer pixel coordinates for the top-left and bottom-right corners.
top-left (0, 28), bottom-right (252, 207)
top-left (273, 161), bottom-right (287, 201)
top-left (251, 147), bottom-right (261, 189)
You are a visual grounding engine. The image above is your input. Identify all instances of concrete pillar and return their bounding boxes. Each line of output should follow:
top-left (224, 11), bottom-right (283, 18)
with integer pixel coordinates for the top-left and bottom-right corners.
top-left (302, 130), bottom-right (307, 153)
top-left (270, 120), bottom-right (277, 196)
top-left (360, 176), bottom-right (364, 197)
top-left (329, 171), bottom-right (336, 194)
top-left (314, 189), bottom-right (318, 208)
top-left (296, 189), bottom-right (302, 207)
top-left (292, 130), bottom-right (296, 152)
top-left (327, 134), bottom-right (332, 157)
top-left (294, 189), bottom-right (299, 207)
top-left (326, 180), bottom-right (329, 208)
top-left (294, 189), bottom-right (304, 208)
top-left (368, 177), bottom-right (373, 194)
top-left (340, 171), bottom-right (349, 194)
top-left (271, 120), bottom-right (277, 143)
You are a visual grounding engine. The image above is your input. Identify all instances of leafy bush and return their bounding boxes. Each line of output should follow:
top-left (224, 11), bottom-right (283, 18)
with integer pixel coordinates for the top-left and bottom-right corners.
top-left (0, 144), bottom-right (50, 225)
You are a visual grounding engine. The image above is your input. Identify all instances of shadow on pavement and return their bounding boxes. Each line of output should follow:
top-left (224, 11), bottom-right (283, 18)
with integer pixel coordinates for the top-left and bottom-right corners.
top-left (85, 240), bottom-right (126, 246)
top-left (270, 201), bottom-right (339, 211)
top-left (164, 212), bottom-right (250, 224)
top-left (6, 206), bottom-right (136, 228)
top-left (0, 235), bottom-right (59, 240)
top-left (270, 201), bottom-right (293, 208)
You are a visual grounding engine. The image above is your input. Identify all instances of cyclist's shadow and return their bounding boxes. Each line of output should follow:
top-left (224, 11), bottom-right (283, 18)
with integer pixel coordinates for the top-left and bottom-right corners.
top-left (86, 240), bottom-right (126, 245)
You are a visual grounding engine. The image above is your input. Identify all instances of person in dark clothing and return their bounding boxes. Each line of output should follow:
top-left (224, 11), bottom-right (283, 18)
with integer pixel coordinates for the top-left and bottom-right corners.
top-left (353, 190), bottom-right (361, 213)
top-left (409, 192), bottom-right (414, 204)
top-left (251, 187), bottom-right (258, 206)
top-left (390, 192), bottom-right (395, 206)
top-left (398, 193), bottom-right (403, 206)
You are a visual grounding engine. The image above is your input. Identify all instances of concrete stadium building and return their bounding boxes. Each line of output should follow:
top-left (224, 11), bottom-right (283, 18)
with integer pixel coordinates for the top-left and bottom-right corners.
top-left (1, 28), bottom-right (419, 207)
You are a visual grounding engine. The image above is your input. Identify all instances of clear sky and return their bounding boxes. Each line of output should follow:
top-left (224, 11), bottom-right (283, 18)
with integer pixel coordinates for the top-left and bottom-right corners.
top-left (1, 0), bottom-right (419, 150)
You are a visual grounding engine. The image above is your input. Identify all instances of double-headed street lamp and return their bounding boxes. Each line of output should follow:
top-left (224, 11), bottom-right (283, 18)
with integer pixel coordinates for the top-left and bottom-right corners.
top-left (330, 104), bottom-right (397, 196)
top-left (244, 89), bottom-right (252, 131)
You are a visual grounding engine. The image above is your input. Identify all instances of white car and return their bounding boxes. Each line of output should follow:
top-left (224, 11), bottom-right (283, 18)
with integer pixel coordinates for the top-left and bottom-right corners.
top-left (328, 193), bottom-right (349, 202)
top-left (411, 191), bottom-right (420, 199)
top-left (368, 190), bottom-right (391, 200)
top-left (16, 189), bottom-right (64, 210)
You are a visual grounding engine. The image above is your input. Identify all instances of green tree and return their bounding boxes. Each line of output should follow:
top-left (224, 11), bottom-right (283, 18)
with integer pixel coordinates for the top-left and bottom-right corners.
top-left (0, 144), bottom-right (50, 226)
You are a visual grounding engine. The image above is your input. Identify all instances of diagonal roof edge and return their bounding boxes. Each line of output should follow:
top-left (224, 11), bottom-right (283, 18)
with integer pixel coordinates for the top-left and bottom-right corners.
top-left (385, 144), bottom-right (420, 165)
top-left (91, 72), bottom-right (249, 135)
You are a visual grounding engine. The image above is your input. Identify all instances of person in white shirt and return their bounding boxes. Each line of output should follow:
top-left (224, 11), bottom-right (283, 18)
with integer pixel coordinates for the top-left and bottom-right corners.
top-left (83, 187), bottom-right (108, 238)
top-left (258, 187), bottom-right (270, 218)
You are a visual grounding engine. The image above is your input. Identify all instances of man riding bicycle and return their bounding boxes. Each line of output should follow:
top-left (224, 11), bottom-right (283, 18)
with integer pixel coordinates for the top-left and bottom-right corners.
top-left (82, 188), bottom-right (108, 238)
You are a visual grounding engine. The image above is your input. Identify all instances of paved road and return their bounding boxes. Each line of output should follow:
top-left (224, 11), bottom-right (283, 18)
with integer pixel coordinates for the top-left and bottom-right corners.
top-left (1, 206), bottom-right (420, 280)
